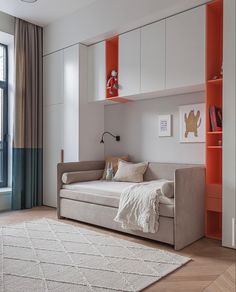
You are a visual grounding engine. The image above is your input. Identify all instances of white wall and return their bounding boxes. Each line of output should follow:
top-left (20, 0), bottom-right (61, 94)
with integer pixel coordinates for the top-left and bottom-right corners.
top-left (43, 0), bottom-right (209, 55)
top-left (0, 11), bottom-right (15, 35)
top-left (104, 92), bottom-right (205, 164)
top-left (222, 0), bottom-right (236, 249)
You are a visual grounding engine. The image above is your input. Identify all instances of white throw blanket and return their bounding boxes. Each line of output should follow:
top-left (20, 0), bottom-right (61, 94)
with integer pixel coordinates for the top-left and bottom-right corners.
top-left (114, 180), bottom-right (167, 233)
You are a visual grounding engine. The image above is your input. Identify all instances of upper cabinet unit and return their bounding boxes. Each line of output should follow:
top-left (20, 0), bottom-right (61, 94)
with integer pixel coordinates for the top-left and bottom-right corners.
top-left (88, 41), bottom-right (106, 102)
top-left (141, 20), bottom-right (165, 93)
top-left (166, 5), bottom-right (205, 90)
top-left (87, 5), bottom-right (206, 103)
top-left (119, 29), bottom-right (141, 97)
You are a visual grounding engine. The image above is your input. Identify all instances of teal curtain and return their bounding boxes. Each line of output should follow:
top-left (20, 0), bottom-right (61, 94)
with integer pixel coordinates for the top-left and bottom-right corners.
top-left (12, 19), bottom-right (43, 210)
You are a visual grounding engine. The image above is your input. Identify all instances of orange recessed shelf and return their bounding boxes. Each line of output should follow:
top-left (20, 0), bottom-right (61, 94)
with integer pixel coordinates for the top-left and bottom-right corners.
top-left (105, 36), bottom-right (130, 103)
top-left (106, 96), bottom-right (130, 103)
top-left (205, 0), bottom-right (223, 241)
top-left (207, 78), bottom-right (223, 85)
top-left (207, 131), bottom-right (222, 134)
top-left (207, 146), bottom-right (222, 149)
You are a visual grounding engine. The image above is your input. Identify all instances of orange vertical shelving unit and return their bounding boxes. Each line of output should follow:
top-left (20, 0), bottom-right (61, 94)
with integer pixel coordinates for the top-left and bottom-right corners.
top-left (205, 0), bottom-right (223, 240)
top-left (105, 36), bottom-right (129, 103)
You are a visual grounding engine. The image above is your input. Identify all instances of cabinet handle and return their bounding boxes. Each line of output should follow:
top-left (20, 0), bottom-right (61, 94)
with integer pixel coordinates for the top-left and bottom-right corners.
top-left (60, 149), bottom-right (64, 163)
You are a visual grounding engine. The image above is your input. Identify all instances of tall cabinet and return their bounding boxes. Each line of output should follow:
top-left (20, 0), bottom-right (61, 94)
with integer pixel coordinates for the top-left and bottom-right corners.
top-left (43, 51), bottom-right (64, 207)
top-left (43, 44), bottom-right (104, 208)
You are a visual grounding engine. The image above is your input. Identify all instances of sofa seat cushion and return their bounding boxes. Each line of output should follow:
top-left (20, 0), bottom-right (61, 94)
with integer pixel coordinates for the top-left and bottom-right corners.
top-left (61, 180), bottom-right (174, 218)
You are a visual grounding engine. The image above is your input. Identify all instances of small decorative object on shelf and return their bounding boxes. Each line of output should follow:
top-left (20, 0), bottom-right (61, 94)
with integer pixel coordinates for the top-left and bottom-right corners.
top-left (218, 140), bottom-right (222, 146)
top-left (106, 162), bottom-right (114, 180)
top-left (107, 70), bottom-right (119, 95)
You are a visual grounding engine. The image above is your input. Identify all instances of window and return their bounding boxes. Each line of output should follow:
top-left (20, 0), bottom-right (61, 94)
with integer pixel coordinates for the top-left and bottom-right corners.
top-left (0, 44), bottom-right (8, 187)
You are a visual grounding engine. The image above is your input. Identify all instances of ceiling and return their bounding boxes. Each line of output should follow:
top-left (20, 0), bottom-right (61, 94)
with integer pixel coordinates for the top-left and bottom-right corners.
top-left (0, 0), bottom-right (97, 26)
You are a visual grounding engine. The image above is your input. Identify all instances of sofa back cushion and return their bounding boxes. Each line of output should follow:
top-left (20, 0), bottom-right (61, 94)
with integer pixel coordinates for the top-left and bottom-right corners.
top-left (144, 162), bottom-right (200, 181)
top-left (113, 160), bottom-right (148, 183)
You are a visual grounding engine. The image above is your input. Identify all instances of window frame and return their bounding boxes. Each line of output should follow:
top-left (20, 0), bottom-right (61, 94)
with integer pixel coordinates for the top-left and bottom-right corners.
top-left (0, 43), bottom-right (8, 188)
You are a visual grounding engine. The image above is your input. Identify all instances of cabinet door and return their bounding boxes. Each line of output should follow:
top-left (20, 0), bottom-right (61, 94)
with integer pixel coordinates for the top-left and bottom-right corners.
top-left (43, 51), bottom-right (64, 106)
top-left (119, 29), bottom-right (141, 96)
top-left (166, 5), bottom-right (205, 89)
top-left (88, 42), bottom-right (106, 101)
top-left (63, 45), bottom-right (79, 162)
top-left (141, 20), bottom-right (165, 93)
top-left (43, 104), bottom-right (64, 208)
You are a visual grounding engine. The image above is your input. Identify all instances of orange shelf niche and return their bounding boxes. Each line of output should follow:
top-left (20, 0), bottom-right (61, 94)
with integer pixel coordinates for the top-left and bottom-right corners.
top-left (105, 36), bottom-right (130, 103)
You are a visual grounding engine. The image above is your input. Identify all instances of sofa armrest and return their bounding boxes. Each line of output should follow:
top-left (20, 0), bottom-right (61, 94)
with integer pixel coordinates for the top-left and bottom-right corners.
top-left (174, 166), bottom-right (205, 250)
top-left (57, 161), bottom-right (105, 218)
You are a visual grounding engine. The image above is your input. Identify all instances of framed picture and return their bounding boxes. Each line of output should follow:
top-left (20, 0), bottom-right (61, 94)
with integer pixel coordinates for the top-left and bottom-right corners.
top-left (158, 115), bottom-right (172, 137)
top-left (179, 103), bottom-right (205, 143)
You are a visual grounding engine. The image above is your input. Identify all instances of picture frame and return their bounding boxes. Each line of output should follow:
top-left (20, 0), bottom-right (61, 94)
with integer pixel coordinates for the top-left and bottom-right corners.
top-left (158, 114), bottom-right (172, 137)
top-left (179, 103), bottom-right (205, 143)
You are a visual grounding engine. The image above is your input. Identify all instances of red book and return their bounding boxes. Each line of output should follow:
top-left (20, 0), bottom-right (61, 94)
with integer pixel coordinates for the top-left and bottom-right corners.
top-left (209, 105), bottom-right (222, 132)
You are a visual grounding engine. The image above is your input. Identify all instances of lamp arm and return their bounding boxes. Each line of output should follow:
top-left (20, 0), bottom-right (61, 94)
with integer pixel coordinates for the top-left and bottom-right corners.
top-left (102, 131), bottom-right (117, 139)
top-left (100, 131), bottom-right (120, 143)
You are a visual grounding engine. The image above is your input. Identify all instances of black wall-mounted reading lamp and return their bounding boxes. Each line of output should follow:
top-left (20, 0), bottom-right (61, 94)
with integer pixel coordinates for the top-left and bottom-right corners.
top-left (100, 132), bottom-right (120, 143)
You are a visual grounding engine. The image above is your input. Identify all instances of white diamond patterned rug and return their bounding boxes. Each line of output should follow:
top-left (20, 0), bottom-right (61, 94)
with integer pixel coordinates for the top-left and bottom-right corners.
top-left (0, 218), bottom-right (190, 291)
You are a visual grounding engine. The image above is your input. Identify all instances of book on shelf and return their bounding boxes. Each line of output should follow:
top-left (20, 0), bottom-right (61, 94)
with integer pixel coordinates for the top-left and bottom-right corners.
top-left (209, 105), bottom-right (222, 132)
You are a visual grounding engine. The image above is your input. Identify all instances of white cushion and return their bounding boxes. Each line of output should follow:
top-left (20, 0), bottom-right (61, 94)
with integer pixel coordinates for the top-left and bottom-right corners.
top-left (113, 160), bottom-right (148, 183)
top-left (161, 181), bottom-right (174, 198)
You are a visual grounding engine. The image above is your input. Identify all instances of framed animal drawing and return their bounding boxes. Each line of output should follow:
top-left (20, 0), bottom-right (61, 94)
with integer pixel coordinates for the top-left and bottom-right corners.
top-left (179, 103), bottom-right (205, 143)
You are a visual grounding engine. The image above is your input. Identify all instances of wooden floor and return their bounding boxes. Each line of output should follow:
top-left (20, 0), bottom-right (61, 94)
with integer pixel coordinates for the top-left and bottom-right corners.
top-left (0, 206), bottom-right (235, 292)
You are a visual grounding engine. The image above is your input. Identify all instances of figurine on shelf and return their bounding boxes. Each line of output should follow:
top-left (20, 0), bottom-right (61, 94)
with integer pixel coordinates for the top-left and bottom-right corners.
top-left (107, 70), bottom-right (119, 95)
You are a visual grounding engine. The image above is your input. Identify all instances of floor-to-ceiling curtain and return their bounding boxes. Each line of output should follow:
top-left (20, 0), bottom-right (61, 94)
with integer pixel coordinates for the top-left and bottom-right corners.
top-left (12, 19), bottom-right (43, 209)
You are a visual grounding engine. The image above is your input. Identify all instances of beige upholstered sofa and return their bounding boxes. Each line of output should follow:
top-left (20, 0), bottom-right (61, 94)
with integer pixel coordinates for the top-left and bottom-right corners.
top-left (57, 161), bottom-right (205, 250)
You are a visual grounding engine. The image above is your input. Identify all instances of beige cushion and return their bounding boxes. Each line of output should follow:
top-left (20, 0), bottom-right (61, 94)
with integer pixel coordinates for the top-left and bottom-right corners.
top-left (113, 160), bottom-right (148, 183)
top-left (161, 181), bottom-right (174, 198)
top-left (102, 156), bottom-right (129, 180)
top-left (62, 170), bottom-right (104, 184)
top-left (61, 180), bottom-right (174, 217)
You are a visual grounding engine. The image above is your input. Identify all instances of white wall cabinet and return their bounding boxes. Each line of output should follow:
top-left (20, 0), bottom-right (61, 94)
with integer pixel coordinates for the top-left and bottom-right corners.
top-left (63, 45), bottom-right (79, 162)
top-left (119, 29), bottom-right (141, 97)
top-left (43, 45), bottom-right (104, 208)
top-left (43, 51), bottom-right (64, 208)
top-left (87, 6), bottom-right (205, 101)
top-left (141, 20), bottom-right (165, 93)
top-left (88, 41), bottom-right (106, 102)
top-left (43, 51), bottom-right (64, 106)
top-left (43, 104), bottom-right (63, 207)
top-left (166, 5), bottom-right (205, 89)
